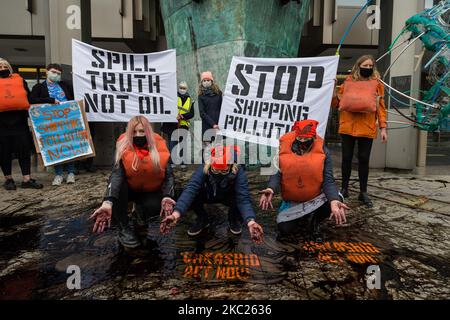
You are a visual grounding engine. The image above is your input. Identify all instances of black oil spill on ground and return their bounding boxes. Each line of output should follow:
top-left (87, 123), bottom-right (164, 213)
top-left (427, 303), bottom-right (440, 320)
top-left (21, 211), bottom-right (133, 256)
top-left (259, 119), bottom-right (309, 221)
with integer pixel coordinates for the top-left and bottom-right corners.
top-left (1, 187), bottom-right (449, 299)
top-left (0, 205), bottom-right (392, 299)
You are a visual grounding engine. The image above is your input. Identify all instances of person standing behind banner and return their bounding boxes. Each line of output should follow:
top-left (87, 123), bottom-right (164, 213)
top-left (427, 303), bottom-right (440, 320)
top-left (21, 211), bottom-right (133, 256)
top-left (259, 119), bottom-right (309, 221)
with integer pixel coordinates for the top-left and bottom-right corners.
top-left (161, 81), bottom-right (195, 167)
top-left (89, 116), bottom-right (175, 249)
top-left (332, 55), bottom-right (387, 208)
top-left (198, 71), bottom-right (222, 147)
top-left (0, 58), bottom-right (43, 191)
top-left (30, 63), bottom-right (76, 186)
top-left (259, 120), bottom-right (349, 242)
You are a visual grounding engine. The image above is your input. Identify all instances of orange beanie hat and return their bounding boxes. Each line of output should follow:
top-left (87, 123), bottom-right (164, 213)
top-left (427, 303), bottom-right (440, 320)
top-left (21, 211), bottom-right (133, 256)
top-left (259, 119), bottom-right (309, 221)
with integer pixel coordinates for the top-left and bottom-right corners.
top-left (200, 71), bottom-right (214, 81)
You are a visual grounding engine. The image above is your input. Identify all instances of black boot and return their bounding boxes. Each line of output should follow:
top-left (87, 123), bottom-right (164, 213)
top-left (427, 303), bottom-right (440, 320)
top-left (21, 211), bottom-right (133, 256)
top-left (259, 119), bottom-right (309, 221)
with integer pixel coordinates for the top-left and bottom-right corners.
top-left (228, 212), bottom-right (243, 235)
top-left (21, 179), bottom-right (43, 189)
top-left (340, 187), bottom-right (349, 198)
top-left (3, 179), bottom-right (16, 190)
top-left (358, 192), bottom-right (373, 208)
top-left (118, 223), bottom-right (140, 248)
top-left (187, 217), bottom-right (210, 236)
top-left (310, 214), bottom-right (323, 243)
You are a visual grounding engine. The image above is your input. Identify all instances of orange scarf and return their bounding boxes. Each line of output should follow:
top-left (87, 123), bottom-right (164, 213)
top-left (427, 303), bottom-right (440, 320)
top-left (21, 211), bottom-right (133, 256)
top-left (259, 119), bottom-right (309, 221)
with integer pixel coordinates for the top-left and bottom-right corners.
top-left (133, 144), bottom-right (149, 160)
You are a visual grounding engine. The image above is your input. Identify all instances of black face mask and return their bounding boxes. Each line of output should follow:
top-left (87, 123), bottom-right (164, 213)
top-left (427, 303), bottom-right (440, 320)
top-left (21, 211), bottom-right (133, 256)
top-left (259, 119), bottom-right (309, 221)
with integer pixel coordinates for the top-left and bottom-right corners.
top-left (292, 138), bottom-right (314, 155)
top-left (0, 69), bottom-right (10, 78)
top-left (360, 67), bottom-right (374, 78)
top-left (133, 136), bottom-right (147, 147)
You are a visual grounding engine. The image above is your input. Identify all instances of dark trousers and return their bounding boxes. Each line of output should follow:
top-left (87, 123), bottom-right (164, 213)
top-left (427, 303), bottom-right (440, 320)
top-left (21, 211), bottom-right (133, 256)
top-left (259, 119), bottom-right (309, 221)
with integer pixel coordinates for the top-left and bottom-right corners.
top-left (112, 181), bottom-right (162, 228)
top-left (191, 193), bottom-right (242, 224)
top-left (340, 134), bottom-right (373, 193)
top-left (277, 202), bottom-right (331, 236)
top-left (0, 133), bottom-right (31, 177)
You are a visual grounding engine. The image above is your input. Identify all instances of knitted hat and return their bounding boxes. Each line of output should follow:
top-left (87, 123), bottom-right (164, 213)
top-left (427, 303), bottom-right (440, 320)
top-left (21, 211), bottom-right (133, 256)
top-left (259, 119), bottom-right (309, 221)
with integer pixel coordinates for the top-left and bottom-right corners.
top-left (292, 119), bottom-right (318, 139)
top-left (210, 145), bottom-right (240, 170)
top-left (200, 71), bottom-right (214, 81)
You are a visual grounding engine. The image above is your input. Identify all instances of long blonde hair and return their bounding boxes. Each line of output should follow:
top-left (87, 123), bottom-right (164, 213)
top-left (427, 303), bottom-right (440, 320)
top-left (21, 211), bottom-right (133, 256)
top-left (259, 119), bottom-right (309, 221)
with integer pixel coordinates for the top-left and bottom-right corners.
top-left (115, 116), bottom-right (161, 172)
top-left (0, 58), bottom-right (13, 74)
top-left (350, 55), bottom-right (380, 81)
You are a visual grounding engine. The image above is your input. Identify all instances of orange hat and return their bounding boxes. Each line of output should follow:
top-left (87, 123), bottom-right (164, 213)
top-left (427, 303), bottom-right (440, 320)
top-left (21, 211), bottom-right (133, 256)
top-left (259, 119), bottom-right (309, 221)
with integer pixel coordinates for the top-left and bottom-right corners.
top-left (210, 145), bottom-right (240, 170)
top-left (200, 71), bottom-right (214, 82)
top-left (292, 119), bottom-right (318, 139)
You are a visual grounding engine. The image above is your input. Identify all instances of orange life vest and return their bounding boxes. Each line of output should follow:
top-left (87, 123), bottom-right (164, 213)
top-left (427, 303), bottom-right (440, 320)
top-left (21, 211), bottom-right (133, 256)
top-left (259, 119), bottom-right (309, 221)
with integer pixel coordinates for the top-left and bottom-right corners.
top-left (0, 74), bottom-right (30, 112)
top-left (279, 131), bottom-right (325, 202)
top-left (339, 77), bottom-right (379, 113)
top-left (119, 132), bottom-right (170, 192)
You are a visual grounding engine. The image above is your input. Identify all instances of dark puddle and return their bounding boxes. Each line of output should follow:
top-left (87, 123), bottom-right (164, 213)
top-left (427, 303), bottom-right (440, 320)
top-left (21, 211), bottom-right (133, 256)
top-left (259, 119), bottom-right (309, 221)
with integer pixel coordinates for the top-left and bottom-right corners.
top-left (2, 196), bottom-right (447, 299)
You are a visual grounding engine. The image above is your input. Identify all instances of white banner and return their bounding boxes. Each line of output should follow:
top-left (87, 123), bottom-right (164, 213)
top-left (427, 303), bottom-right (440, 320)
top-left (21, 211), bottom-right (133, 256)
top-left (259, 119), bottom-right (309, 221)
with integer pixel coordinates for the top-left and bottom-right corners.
top-left (218, 56), bottom-right (339, 147)
top-left (72, 39), bottom-right (178, 122)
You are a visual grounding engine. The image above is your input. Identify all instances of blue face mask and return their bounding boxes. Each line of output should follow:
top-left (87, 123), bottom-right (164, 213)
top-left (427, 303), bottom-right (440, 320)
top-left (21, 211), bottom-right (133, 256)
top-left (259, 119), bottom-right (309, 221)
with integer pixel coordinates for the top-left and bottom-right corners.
top-left (47, 71), bottom-right (61, 83)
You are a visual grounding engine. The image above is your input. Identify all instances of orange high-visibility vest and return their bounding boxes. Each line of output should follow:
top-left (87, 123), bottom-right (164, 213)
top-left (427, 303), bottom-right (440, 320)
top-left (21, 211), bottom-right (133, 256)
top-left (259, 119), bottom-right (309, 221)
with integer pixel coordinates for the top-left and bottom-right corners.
top-left (0, 74), bottom-right (30, 112)
top-left (279, 131), bottom-right (325, 202)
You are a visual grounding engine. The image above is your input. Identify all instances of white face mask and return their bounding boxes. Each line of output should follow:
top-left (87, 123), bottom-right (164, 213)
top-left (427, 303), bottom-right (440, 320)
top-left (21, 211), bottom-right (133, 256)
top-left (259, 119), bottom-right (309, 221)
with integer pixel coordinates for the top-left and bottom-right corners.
top-left (47, 71), bottom-right (61, 83)
top-left (202, 80), bottom-right (212, 88)
top-left (178, 89), bottom-right (187, 95)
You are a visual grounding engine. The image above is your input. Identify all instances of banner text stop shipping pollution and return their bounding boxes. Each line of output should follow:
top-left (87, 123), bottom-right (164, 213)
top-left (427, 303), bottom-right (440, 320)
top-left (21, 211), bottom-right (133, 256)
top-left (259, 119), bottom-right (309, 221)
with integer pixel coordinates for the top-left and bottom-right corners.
top-left (218, 56), bottom-right (339, 147)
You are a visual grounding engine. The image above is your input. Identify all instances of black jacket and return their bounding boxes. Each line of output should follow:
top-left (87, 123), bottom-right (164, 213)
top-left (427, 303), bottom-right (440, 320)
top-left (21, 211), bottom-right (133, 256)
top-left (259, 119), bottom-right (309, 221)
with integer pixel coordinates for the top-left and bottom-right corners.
top-left (29, 81), bottom-right (74, 105)
top-left (103, 159), bottom-right (175, 203)
top-left (198, 93), bottom-right (222, 135)
top-left (0, 79), bottom-right (31, 136)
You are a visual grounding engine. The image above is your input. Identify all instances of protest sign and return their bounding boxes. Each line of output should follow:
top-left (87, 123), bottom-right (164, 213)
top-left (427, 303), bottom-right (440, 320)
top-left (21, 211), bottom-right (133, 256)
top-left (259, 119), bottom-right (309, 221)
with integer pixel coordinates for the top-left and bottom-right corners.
top-left (218, 56), bottom-right (339, 147)
top-left (29, 100), bottom-right (95, 167)
top-left (72, 39), bottom-right (177, 122)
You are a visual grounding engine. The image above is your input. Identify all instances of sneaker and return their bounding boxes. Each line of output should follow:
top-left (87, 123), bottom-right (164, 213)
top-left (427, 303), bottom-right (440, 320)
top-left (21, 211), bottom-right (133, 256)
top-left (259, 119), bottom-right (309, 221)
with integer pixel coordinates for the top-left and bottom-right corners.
top-left (52, 175), bottom-right (64, 186)
top-left (187, 219), bottom-right (210, 236)
top-left (229, 217), bottom-right (243, 235)
top-left (66, 173), bottom-right (75, 184)
top-left (358, 192), bottom-right (373, 208)
top-left (21, 179), bottom-right (43, 189)
top-left (3, 179), bottom-right (16, 190)
top-left (118, 224), bottom-right (140, 248)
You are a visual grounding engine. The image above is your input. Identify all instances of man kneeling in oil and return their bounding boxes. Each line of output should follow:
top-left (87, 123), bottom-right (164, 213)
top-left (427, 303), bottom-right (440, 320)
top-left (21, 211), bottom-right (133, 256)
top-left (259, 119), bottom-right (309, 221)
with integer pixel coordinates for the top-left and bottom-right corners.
top-left (89, 116), bottom-right (175, 248)
top-left (259, 119), bottom-right (349, 242)
top-left (160, 145), bottom-right (264, 244)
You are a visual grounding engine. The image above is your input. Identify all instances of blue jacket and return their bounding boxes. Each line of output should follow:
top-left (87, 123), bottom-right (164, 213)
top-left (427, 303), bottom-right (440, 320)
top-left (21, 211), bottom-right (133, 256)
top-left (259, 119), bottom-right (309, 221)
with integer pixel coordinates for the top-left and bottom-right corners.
top-left (174, 165), bottom-right (256, 223)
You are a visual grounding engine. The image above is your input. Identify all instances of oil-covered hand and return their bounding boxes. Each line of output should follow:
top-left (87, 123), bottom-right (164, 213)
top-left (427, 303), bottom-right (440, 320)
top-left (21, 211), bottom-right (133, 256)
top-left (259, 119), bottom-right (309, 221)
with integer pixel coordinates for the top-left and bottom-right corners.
top-left (160, 211), bottom-right (181, 235)
top-left (248, 221), bottom-right (264, 244)
top-left (258, 188), bottom-right (274, 210)
top-left (89, 201), bottom-right (112, 234)
top-left (329, 200), bottom-right (350, 225)
top-left (160, 197), bottom-right (176, 217)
